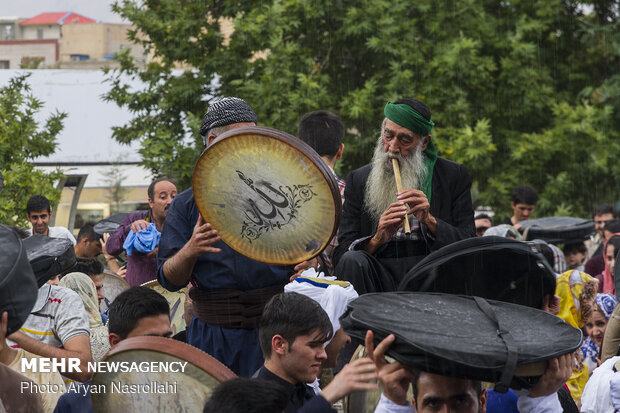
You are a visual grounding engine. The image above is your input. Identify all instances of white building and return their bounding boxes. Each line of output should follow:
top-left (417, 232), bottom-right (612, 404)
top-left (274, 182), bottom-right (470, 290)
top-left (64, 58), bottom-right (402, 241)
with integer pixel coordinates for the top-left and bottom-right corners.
top-left (0, 69), bottom-right (152, 231)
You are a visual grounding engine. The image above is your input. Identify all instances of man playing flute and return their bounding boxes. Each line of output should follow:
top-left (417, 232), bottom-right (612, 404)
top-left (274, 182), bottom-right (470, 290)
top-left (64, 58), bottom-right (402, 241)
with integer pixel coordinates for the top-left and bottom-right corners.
top-left (333, 98), bottom-right (475, 294)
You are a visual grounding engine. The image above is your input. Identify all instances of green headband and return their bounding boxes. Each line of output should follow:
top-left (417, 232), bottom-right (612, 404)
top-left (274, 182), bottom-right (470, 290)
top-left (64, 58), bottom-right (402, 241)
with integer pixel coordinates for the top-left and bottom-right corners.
top-left (384, 102), bottom-right (434, 136)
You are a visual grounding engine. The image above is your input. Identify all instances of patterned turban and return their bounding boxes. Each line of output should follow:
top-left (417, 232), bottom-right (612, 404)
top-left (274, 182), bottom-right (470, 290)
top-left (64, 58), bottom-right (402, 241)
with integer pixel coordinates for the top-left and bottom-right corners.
top-left (199, 97), bottom-right (257, 139)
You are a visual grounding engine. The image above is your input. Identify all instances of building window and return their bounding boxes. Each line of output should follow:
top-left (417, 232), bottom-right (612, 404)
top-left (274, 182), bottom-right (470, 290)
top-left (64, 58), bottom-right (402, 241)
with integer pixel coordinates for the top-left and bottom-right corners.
top-left (1, 25), bottom-right (13, 40)
top-left (74, 209), bottom-right (104, 230)
top-left (0, 60), bottom-right (9, 69)
top-left (37, 29), bottom-right (43, 39)
top-left (70, 54), bottom-right (90, 61)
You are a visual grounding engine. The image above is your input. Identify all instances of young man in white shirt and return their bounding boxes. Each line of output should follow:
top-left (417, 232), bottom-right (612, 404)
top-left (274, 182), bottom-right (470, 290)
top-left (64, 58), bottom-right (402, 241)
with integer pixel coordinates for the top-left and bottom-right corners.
top-left (26, 195), bottom-right (76, 245)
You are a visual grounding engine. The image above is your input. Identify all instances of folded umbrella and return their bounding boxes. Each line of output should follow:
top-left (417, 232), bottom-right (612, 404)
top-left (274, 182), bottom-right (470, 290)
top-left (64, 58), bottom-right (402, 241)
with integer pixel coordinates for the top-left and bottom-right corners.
top-left (22, 234), bottom-right (76, 287)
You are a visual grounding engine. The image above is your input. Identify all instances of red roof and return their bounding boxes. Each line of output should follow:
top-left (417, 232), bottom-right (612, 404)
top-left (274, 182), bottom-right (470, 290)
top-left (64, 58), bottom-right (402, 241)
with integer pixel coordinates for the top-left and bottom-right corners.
top-left (20, 12), bottom-right (95, 25)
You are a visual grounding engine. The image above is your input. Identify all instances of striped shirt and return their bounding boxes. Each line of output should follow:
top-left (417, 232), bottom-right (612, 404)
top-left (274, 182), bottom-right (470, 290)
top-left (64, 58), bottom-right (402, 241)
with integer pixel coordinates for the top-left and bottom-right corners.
top-left (8, 284), bottom-right (89, 349)
top-left (321, 169), bottom-right (346, 274)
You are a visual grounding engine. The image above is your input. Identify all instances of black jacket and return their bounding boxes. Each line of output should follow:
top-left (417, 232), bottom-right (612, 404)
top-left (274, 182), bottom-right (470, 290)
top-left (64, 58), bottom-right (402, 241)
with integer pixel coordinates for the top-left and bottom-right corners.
top-left (334, 157), bottom-right (475, 265)
top-left (255, 366), bottom-right (336, 413)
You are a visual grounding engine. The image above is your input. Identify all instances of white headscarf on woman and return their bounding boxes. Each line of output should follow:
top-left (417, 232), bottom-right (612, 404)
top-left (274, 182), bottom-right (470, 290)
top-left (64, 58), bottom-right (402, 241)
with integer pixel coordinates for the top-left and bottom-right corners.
top-left (59, 272), bottom-right (110, 361)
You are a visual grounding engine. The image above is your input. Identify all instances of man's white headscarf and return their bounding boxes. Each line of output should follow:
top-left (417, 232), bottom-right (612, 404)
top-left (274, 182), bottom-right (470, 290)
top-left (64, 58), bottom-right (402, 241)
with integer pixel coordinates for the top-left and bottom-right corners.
top-left (284, 270), bottom-right (358, 345)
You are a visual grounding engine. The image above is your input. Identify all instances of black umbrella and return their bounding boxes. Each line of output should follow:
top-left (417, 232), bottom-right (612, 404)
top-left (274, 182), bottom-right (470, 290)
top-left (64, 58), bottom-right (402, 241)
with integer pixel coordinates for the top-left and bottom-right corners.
top-left (0, 225), bottom-right (38, 335)
top-left (518, 216), bottom-right (594, 243)
top-left (398, 236), bottom-right (556, 309)
top-left (93, 211), bottom-right (133, 235)
top-left (22, 235), bottom-right (76, 287)
top-left (341, 292), bottom-right (582, 391)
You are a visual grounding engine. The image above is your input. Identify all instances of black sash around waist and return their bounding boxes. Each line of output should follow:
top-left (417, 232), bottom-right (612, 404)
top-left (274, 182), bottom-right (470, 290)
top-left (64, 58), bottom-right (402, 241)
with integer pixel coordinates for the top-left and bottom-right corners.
top-left (376, 240), bottom-right (429, 259)
top-left (190, 283), bottom-right (285, 329)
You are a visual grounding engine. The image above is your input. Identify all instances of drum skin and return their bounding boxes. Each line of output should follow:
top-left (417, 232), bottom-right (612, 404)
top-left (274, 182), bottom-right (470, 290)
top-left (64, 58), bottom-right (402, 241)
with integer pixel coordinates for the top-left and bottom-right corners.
top-left (99, 270), bottom-right (130, 314)
top-left (141, 280), bottom-right (187, 336)
top-left (92, 336), bottom-right (236, 412)
top-left (193, 126), bottom-right (341, 265)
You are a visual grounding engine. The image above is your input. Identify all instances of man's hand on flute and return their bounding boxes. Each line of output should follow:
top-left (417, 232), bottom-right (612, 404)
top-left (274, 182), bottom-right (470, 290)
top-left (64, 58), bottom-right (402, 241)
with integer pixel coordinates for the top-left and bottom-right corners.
top-left (364, 202), bottom-right (408, 254)
top-left (396, 189), bottom-right (437, 235)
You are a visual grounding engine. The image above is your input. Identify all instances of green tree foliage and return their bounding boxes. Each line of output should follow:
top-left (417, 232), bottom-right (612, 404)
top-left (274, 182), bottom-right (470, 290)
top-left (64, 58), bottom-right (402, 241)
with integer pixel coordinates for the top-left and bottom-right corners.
top-left (106, 0), bottom-right (620, 219)
top-left (0, 74), bottom-right (66, 226)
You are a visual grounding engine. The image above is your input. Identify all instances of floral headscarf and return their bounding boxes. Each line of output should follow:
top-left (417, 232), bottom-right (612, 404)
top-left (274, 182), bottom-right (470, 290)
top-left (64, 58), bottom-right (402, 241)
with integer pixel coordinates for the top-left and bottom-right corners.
top-left (556, 270), bottom-right (599, 329)
top-left (556, 270), bottom-right (599, 403)
top-left (580, 293), bottom-right (618, 378)
top-left (596, 293), bottom-right (618, 320)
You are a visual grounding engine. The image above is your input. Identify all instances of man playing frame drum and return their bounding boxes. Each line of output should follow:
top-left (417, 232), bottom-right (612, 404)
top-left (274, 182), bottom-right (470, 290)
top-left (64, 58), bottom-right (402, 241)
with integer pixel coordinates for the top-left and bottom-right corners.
top-left (158, 98), bottom-right (297, 377)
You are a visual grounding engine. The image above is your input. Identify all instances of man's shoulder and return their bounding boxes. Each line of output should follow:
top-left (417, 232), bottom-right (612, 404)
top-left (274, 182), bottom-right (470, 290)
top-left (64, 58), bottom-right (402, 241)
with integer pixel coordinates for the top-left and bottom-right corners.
top-left (46, 285), bottom-right (84, 308)
top-left (176, 187), bottom-right (194, 201)
top-left (48, 227), bottom-right (77, 244)
top-left (125, 210), bottom-right (149, 222)
top-left (350, 164), bottom-right (372, 176)
top-left (48, 226), bottom-right (72, 235)
top-left (434, 156), bottom-right (466, 172)
top-left (168, 188), bottom-right (195, 211)
top-left (346, 164), bottom-right (372, 186)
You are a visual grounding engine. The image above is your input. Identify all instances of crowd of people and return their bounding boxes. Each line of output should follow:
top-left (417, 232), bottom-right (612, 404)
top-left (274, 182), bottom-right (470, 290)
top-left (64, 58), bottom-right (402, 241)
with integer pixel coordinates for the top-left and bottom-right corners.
top-left (1, 96), bottom-right (620, 413)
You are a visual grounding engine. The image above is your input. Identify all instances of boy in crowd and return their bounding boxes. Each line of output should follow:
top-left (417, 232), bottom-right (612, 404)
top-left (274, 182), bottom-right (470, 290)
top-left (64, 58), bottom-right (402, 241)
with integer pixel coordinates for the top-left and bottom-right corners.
top-left (256, 292), bottom-right (377, 412)
top-left (74, 223), bottom-right (102, 259)
top-left (475, 213), bottom-right (493, 237)
top-left (502, 185), bottom-right (538, 226)
top-left (26, 195), bottom-right (76, 245)
top-left (563, 242), bottom-right (587, 271)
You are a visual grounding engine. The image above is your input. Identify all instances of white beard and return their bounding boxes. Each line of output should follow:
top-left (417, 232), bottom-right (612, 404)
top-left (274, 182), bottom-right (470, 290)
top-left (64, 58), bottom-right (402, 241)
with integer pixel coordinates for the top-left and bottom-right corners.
top-left (363, 137), bottom-right (427, 223)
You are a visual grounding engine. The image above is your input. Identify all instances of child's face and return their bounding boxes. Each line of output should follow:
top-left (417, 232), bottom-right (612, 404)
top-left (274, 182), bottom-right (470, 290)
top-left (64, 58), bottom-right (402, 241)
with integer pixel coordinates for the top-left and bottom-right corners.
top-left (565, 250), bottom-right (586, 267)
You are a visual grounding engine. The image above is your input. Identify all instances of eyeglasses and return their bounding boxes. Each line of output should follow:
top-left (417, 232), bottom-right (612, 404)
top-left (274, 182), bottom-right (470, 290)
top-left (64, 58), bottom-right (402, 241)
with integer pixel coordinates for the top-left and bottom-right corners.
top-left (476, 227), bottom-right (490, 235)
top-left (595, 219), bottom-right (612, 225)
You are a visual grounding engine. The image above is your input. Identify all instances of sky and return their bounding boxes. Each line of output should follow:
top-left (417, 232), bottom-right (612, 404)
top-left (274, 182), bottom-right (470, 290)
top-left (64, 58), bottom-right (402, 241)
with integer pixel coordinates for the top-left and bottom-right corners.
top-left (1, 0), bottom-right (125, 23)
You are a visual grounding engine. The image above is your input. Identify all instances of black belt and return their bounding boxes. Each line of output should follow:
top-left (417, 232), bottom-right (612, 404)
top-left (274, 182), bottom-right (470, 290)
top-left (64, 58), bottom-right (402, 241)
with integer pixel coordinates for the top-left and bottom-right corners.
top-left (376, 240), bottom-right (429, 259)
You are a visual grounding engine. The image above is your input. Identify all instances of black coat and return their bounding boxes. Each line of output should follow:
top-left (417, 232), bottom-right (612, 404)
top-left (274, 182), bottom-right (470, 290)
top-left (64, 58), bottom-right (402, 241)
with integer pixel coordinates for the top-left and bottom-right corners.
top-left (333, 157), bottom-right (475, 265)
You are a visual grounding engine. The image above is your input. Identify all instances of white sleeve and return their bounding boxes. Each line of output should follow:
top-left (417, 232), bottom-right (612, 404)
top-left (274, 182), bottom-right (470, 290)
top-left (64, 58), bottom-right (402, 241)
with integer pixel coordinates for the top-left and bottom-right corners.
top-left (374, 393), bottom-right (415, 413)
top-left (515, 391), bottom-right (562, 413)
top-left (49, 227), bottom-right (77, 246)
top-left (610, 373), bottom-right (620, 410)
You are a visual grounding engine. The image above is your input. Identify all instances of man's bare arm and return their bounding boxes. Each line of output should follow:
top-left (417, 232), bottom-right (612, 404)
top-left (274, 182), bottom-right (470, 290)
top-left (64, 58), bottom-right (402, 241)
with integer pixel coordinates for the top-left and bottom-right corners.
top-left (9, 332), bottom-right (92, 382)
top-left (162, 215), bottom-right (222, 287)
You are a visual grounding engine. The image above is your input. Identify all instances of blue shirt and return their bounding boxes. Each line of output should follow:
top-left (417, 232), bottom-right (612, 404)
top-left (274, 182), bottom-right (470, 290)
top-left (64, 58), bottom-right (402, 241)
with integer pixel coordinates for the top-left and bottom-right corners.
top-left (157, 188), bottom-right (294, 376)
top-left (157, 188), bottom-right (293, 292)
top-left (53, 381), bottom-right (93, 413)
